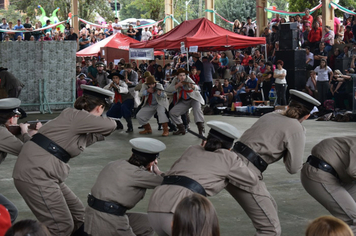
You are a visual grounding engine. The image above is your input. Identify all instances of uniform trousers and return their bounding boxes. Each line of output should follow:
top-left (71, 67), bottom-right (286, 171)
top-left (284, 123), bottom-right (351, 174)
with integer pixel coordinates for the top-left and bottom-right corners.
top-left (226, 183), bottom-right (281, 236)
top-left (0, 194), bottom-right (18, 223)
top-left (106, 99), bottom-right (134, 119)
top-left (137, 104), bottom-right (168, 125)
top-left (169, 99), bottom-right (204, 125)
top-left (85, 211), bottom-right (154, 236)
top-left (147, 212), bottom-right (173, 236)
top-left (301, 163), bottom-right (356, 235)
top-left (14, 179), bottom-right (85, 236)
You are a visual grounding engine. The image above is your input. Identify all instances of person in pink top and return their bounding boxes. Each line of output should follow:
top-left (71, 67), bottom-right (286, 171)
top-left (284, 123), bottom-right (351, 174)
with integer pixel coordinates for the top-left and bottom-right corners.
top-left (334, 16), bottom-right (341, 35)
top-left (302, 8), bottom-right (313, 32)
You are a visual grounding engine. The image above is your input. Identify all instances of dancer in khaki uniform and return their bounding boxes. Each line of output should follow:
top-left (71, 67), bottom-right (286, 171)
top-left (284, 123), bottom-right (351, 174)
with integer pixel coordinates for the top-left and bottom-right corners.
top-left (0, 98), bottom-right (36, 223)
top-left (301, 136), bottom-right (356, 235)
top-left (136, 76), bottom-right (169, 136)
top-left (226, 89), bottom-right (320, 236)
top-left (148, 121), bottom-right (258, 236)
top-left (12, 85), bottom-right (118, 236)
top-left (84, 138), bottom-right (166, 236)
top-left (166, 68), bottom-right (205, 136)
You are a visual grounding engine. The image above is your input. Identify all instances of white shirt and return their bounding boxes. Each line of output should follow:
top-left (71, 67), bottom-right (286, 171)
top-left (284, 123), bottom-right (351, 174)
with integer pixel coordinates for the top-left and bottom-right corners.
top-left (306, 52), bottom-right (314, 66)
top-left (112, 22), bottom-right (122, 34)
top-left (274, 68), bottom-right (287, 84)
top-left (306, 76), bottom-right (317, 90)
top-left (314, 66), bottom-right (332, 82)
top-left (141, 30), bottom-right (152, 41)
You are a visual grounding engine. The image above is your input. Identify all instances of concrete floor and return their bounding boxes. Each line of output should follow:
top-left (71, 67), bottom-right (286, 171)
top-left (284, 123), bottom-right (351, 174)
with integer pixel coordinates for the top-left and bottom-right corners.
top-left (1, 111), bottom-right (355, 235)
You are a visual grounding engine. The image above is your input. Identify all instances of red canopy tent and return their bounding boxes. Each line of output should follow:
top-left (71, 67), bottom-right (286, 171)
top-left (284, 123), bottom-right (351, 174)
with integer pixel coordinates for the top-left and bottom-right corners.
top-left (76, 33), bottom-right (163, 62)
top-left (129, 18), bottom-right (266, 51)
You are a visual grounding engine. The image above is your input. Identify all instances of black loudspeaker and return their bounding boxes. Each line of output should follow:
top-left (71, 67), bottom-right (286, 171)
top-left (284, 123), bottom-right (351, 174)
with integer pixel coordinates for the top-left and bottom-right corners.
top-left (279, 29), bottom-right (299, 50)
top-left (280, 22), bottom-right (298, 30)
top-left (286, 69), bottom-right (307, 91)
top-left (275, 50), bottom-right (306, 70)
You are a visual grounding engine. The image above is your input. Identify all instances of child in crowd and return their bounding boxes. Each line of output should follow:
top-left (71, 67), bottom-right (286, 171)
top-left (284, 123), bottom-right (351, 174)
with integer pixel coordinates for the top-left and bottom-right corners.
top-left (190, 67), bottom-right (200, 84)
top-left (76, 73), bottom-right (87, 97)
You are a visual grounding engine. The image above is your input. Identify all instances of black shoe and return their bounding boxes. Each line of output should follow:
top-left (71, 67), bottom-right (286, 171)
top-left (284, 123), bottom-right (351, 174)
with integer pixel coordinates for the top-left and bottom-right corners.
top-left (158, 124), bottom-right (162, 130)
top-left (115, 120), bottom-right (124, 130)
top-left (126, 128), bottom-right (133, 133)
top-left (138, 125), bottom-right (144, 129)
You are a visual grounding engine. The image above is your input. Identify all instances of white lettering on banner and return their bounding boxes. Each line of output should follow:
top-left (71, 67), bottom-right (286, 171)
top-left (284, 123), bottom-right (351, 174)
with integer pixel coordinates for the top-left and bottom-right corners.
top-left (118, 46), bottom-right (129, 50)
top-left (129, 48), bottom-right (154, 60)
top-left (180, 46), bottom-right (186, 53)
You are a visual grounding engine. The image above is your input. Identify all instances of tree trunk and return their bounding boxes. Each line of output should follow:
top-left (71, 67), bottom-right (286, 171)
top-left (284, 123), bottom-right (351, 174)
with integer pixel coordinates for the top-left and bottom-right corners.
top-left (198, 0), bottom-right (202, 18)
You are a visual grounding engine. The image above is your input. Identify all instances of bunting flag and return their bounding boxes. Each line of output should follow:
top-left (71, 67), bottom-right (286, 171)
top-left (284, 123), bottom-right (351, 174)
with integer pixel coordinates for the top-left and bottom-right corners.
top-left (329, 2), bottom-right (356, 15)
top-left (204, 9), bottom-right (233, 24)
top-left (261, 3), bottom-right (322, 16)
top-left (163, 14), bottom-right (181, 25)
top-left (0, 21), bottom-right (66, 33)
top-left (79, 18), bottom-right (108, 28)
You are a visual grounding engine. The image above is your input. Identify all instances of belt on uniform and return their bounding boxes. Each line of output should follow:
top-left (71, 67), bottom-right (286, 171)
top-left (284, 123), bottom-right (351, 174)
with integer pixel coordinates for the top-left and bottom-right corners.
top-left (233, 141), bottom-right (268, 173)
top-left (306, 155), bottom-right (339, 179)
top-left (87, 194), bottom-right (127, 216)
top-left (31, 133), bottom-right (71, 163)
top-left (161, 175), bottom-right (207, 196)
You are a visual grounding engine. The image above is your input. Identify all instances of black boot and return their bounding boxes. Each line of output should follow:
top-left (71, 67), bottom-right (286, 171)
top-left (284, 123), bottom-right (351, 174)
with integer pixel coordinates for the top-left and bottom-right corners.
top-left (168, 120), bottom-right (177, 132)
top-left (173, 124), bottom-right (186, 135)
top-left (197, 122), bottom-right (205, 137)
top-left (115, 119), bottom-right (123, 130)
top-left (125, 117), bottom-right (133, 133)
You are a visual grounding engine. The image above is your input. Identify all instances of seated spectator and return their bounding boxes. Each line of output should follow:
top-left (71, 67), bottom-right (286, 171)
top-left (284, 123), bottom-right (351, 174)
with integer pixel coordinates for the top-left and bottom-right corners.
top-left (305, 216), bottom-right (353, 236)
top-left (259, 59), bottom-right (266, 73)
top-left (239, 71), bottom-right (258, 104)
top-left (154, 65), bottom-right (165, 84)
top-left (43, 32), bottom-right (52, 41)
top-left (252, 61), bottom-right (261, 75)
top-left (218, 52), bottom-right (229, 78)
top-left (306, 46), bottom-right (314, 70)
top-left (335, 25), bottom-right (345, 44)
top-left (329, 47), bottom-right (341, 70)
top-left (210, 80), bottom-right (225, 108)
top-left (344, 25), bottom-right (354, 44)
top-left (253, 48), bottom-right (264, 64)
top-left (321, 25), bottom-right (335, 52)
top-left (302, 23), bottom-right (311, 47)
top-left (305, 70), bottom-right (318, 98)
top-left (241, 51), bottom-right (252, 66)
top-left (331, 70), bottom-right (348, 109)
top-left (5, 219), bottom-right (50, 236)
top-left (244, 60), bottom-right (254, 75)
top-left (222, 78), bottom-right (234, 106)
top-left (245, 16), bottom-right (256, 36)
top-left (172, 193), bottom-right (220, 236)
top-left (337, 45), bottom-right (351, 59)
top-left (79, 34), bottom-right (90, 50)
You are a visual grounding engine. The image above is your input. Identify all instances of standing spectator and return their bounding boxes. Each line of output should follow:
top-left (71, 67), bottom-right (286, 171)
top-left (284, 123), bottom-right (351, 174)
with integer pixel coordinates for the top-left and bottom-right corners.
top-left (163, 63), bottom-right (173, 82)
top-left (90, 36), bottom-right (96, 45)
top-left (202, 56), bottom-right (215, 103)
top-left (308, 21), bottom-right (323, 52)
top-left (106, 21), bottom-right (113, 36)
top-left (245, 17), bottom-right (256, 36)
top-left (141, 27), bottom-right (152, 41)
top-left (260, 61), bottom-right (273, 101)
top-left (302, 23), bottom-right (311, 47)
top-left (210, 52), bottom-right (221, 72)
top-left (261, 27), bottom-right (271, 55)
top-left (65, 27), bottom-right (78, 42)
top-left (338, 46), bottom-right (351, 59)
top-left (241, 51), bottom-right (252, 67)
top-left (270, 25), bottom-right (280, 52)
top-left (23, 17), bottom-right (32, 41)
top-left (222, 78), bottom-right (234, 106)
top-left (313, 42), bottom-right (328, 68)
top-left (190, 67), bottom-right (200, 84)
top-left (6, 22), bottom-right (15, 41)
top-left (154, 65), bottom-right (165, 84)
top-left (230, 59), bottom-right (245, 83)
top-left (232, 19), bottom-right (241, 33)
top-left (273, 60), bottom-right (287, 105)
top-left (302, 8), bottom-right (313, 32)
top-left (321, 26), bottom-right (335, 52)
top-left (13, 19), bottom-right (24, 40)
top-left (335, 25), bottom-right (345, 44)
top-left (192, 55), bottom-right (204, 84)
top-left (135, 20), bottom-right (142, 41)
top-left (88, 57), bottom-right (98, 83)
top-left (306, 46), bottom-right (314, 70)
top-left (79, 34), bottom-right (90, 50)
top-left (147, 60), bottom-right (156, 75)
top-left (43, 32), bottom-right (52, 41)
top-left (64, 22), bottom-right (70, 39)
top-left (32, 22), bottom-right (42, 41)
top-left (112, 17), bottom-right (122, 34)
top-left (126, 24), bottom-right (136, 38)
top-left (218, 52), bottom-right (229, 78)
top-left (0, 18), bottom-right (7, 41)
top-left (42, 20), bottom-right (52, 36)
top-left (271, 13), bottom-right (281, 24)
top-left (139, 61), bottom-right (148, 73)
top-left (329, 48), bottom-right (340, 70)
top-left (253, 49), bottom-right (264, 64)
top-left (314, 58), bottom-right (333, 106)
top-left (95, 62), bottom-right (110, 88)
top-left (334, 14), bottom-right (341, 36)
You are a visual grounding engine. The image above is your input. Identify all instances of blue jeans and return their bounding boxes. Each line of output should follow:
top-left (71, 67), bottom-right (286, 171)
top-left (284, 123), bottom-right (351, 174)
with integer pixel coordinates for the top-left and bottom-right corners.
top-left (106, 99), bottom-right (134, 119)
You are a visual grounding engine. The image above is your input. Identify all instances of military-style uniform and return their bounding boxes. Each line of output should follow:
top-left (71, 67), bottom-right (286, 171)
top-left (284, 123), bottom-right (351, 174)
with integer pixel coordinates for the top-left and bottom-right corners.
top-left (12, 86), bottom-right (117, 236)
top-left (137, 82), bottom-right (169, 129)
top-left (0, 98), bottom-right (30, 223)
top-left (148, 121), bottom-right (257, 236)
top-left (84, 137), bottom-right (166, 236)
top-left (226, 89), bottom-right (320, 236)
top-left (301, 136), bottom-right (356, 234)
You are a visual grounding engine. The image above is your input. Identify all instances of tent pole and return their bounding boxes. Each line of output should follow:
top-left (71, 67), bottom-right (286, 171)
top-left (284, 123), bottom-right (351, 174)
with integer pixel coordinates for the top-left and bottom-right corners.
top-left (264, 44), bottom-right (267, 62)
top-left (186, 48), bottom-right (189, 71)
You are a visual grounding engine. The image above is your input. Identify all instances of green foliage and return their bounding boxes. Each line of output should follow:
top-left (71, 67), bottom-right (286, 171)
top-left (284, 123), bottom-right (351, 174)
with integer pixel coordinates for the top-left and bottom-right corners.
top-left (8, 0), bottom-right (114, 28)
top-left (215, 0), bottom-right (256, 29)
top-left (0, 4), bottom-right (23, 24)
top-left (120, 0), bottom-right (164, 21)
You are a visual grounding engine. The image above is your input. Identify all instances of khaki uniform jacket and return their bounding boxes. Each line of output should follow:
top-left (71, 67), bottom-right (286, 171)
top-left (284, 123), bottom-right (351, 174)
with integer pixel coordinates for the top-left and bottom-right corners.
top-left (85, 159), bottom-right (163, 235)
top-left (230, 112), bottom-right (306, 195)
top-left (148, 145), bottom-right (258, 213)
top-left (139, 83), bottom-right (169, 110)
top-left (0, 70), bottom-right (24, 92)
top-left (304, 136), bottom-right (356, 184)
top-left (0, 126), bottom-right (30, 164)
top-left (166, 77), bottom-right (205, 105)
top-left (12, 108), bottom-right (116, 187)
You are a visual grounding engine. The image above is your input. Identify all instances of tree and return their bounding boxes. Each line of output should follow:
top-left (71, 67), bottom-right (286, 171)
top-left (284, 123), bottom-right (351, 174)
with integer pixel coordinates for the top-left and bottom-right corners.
top-left (120, 0), bottom-right (164, 21)
top-left (0, 4), bottom-right (23, 24)
top-left (215, 0), bottom-right (256, 30)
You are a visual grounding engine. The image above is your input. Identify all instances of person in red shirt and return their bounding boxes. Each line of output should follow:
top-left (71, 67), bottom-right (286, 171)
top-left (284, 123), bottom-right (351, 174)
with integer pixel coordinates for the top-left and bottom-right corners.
top-left (190, 67), bottom-right (200, 84)
top-left (344, 25), bottom-right (354, 43)
top-left (308, 21), bottom-right (322, 51)
top-left (241, 51), bottom-right (252, 66)
top-left (302, 8), bottom-right (313, 32)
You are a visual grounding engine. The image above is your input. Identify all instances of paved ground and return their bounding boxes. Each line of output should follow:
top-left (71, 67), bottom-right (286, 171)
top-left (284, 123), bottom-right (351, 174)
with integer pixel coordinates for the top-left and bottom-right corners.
top-left (1, 111), bottom-right (355, 235)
